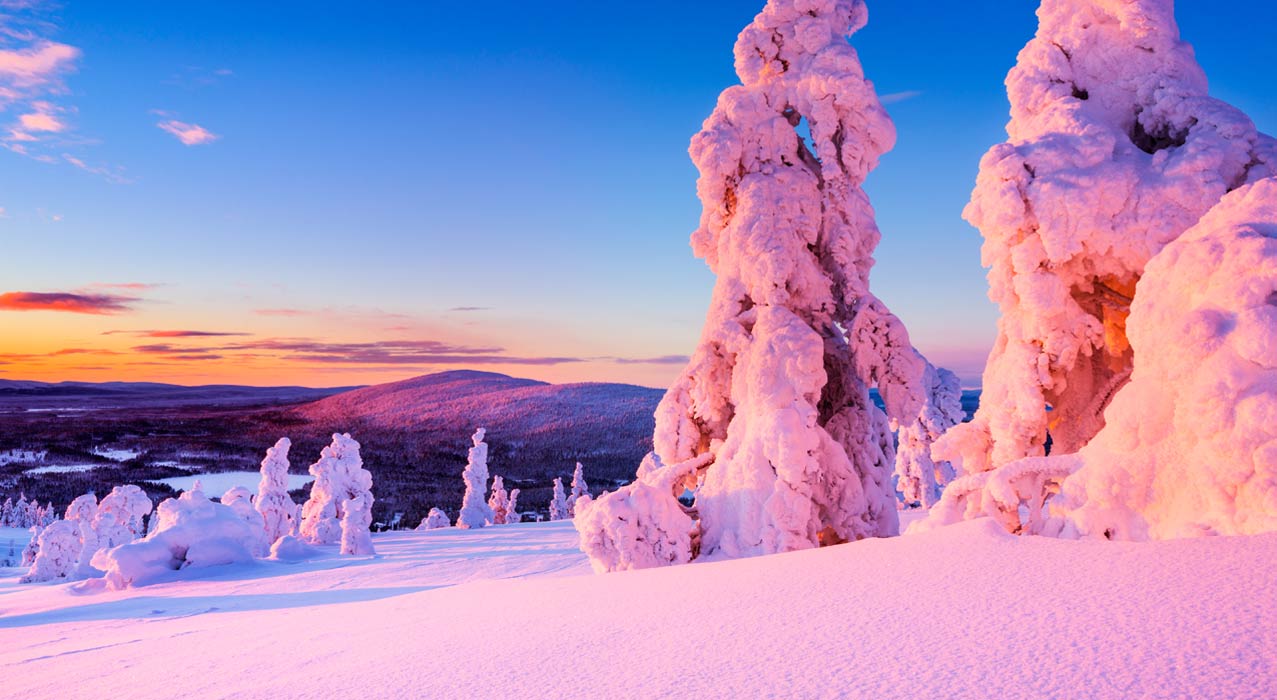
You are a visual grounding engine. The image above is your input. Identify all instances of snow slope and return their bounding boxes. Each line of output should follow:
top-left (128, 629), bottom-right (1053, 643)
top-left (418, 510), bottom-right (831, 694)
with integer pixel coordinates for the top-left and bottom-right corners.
top-left (1, 519), bottom-right (1273, 699)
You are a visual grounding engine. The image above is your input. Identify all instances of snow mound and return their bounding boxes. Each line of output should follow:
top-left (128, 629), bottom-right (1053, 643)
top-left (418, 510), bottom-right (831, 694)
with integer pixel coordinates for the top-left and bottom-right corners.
top-left (90, 487), bottom-right (260, 589)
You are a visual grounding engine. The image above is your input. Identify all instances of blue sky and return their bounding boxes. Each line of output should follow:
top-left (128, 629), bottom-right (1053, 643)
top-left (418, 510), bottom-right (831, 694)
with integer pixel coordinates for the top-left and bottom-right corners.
top-left (1, 1), bottom-right (1274, 387)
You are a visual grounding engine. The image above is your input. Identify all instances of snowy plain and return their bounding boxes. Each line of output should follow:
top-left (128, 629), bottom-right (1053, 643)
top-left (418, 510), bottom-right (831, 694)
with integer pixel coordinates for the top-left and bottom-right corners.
top-left (148, 471), bottom-right (315, 496)
top-left (1, 517), bottom-right (1273, 699)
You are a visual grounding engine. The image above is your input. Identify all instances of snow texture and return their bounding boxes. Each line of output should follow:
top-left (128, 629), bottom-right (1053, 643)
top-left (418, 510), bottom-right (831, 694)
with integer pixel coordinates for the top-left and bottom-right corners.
top-left (548, 477), bottom-right (570, 522)
top-left (4, 519), bottom-right (1276, 699)
top-left (933, 0), bottom-right (1277, 482)
top-left (299, 433), bottom-right (374, 552)
top-left (269, 534), bottom-right (320, 561)
top-left (417, 508), bottom-right (450, 530)
top-left (255, 437), bottom-right (298, 546)
top-left (455, 428), bottom-right (494, 529)
top-left (582, 0), bottom-right (955, 569)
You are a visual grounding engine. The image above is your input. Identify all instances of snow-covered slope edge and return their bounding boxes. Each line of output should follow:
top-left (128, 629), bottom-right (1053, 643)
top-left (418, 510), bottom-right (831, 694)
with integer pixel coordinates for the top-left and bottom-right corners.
top-left (2, 520), bottom-right (1274, 700)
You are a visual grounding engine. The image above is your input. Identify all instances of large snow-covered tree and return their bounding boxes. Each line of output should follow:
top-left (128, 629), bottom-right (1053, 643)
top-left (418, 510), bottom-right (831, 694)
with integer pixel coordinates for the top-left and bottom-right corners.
top-left (576, 0), bottom-right (956, 569)
top-left (255, 437), bottom-right (298, 546)
top-left (299, 434), bottom-right (375, 551)
top-left (456, 428), bottom-right (494, 529)
top-left (95, 485), bottom-right (152, 545)
top-left (20, 520), bottom-right (80, 584)
top-left (932, 0), bottom-right (1276, 484)
top-left (568, 462), bottom-right (589, 517)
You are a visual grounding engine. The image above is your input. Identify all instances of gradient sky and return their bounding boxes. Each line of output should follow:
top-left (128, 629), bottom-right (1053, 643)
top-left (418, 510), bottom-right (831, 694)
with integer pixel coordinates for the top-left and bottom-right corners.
top-left (1, 1), bottom-right (1274, 389)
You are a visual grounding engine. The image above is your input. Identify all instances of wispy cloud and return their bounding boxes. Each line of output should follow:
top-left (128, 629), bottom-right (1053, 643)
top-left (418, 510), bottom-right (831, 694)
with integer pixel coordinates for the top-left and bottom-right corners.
top-left (126, 336), bottom-right (584, 367)
top-left (162, 65), bottom-right (233, 90)
top-left (104, 329), bottom-right (249, 338)
top-left (450, 306), bottom-right (491, 312)
top-left (0, 290), bottom-right (138, 314)
top-left (156, 119), bottom-right (219, 146)
top-left (611, 355), bottom-right (690, 365)
top-left (254, 308), bottom-right (309, 317)
top-left (879, 90), bottom-right (923, 105)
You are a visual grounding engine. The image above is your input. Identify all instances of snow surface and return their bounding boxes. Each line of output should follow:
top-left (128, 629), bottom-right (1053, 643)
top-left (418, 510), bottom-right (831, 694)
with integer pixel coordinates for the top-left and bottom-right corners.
top-left (150, 472), bottom-right (314, 496)
top-left (1, 519), bottom-right (1273, 699)
top-left (23, 464), bottom-right (101, 474)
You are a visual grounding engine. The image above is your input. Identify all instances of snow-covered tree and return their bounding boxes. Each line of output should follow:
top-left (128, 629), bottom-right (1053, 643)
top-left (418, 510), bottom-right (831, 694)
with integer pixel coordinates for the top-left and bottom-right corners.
top-left (506, 488), bottom-right (520, 524)
top-left (300, 433), bottom-right (375, 552)
top-left (926, 179), bottom-right (1277, 539)
top-left (894, 365), bottom-right (964, 508)
top-left (932, 0), bottom-right (1277, 486)
top-left (456, 428), bottom-right (494, 529)
top-left (255, 437), bottom-right (297, 546)
top-left (417, 507), bottom-right (450, 530)
top-left (95, 485), bottom-right (152, 543)
top-left (568, 462), bottom-right (589, 517)
top-left (576, 0), bottom-right (956, 570)
top-left (14, 494), bottom-right (30, 528)
top-left (548, 477), bottom-right (570, 522)
top-left (2, 497), bottom-right (13, 526)
top-left (221, 486), bottom-right (270, 556)
top-left (20, 520), bottom-right (80, 584)
top-left (64, 493), bottom-right (100, 577)
top-left (487, 475), bottom-right (511, 525)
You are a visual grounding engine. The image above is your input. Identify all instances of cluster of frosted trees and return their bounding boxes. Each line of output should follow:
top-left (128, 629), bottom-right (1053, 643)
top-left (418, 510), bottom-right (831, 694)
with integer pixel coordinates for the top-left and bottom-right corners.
top-left (574, 0), bottom-right (1277, 572)
top-left (22, 433), bottom-right (377, 587)
top-left (0, 494), bottom-right (57, 529)
top-left (418, 428), bottom-right (591, 529)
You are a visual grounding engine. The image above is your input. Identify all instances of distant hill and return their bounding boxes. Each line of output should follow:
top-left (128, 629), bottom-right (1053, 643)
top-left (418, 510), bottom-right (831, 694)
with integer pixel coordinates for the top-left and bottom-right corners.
top-left (0, 379), bottom-right (355, 410)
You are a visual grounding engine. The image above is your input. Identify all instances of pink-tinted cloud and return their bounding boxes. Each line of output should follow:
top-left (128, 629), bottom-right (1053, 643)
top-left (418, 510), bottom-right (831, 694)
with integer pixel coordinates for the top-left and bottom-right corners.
top-left (91, 282), bottom-right (161, 291)
top-left (879, 90), bottom-right (922, 105)
top-left (0, 39), bottom-right (78, 88)
top-left (0, 291), bottom-right (138, 314)
top-left (254, 308), bottom-right (308, 317)
top-left (107, 329), bottom-right (249, 338)
top-left (611, 354), bottom-right (690, 365)
top-left (156, 119), bottom-right (219, 146)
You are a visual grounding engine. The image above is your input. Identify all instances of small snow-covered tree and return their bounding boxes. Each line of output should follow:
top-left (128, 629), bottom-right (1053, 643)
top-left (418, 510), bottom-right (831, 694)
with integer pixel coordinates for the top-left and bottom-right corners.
top-left (417, 507), bottom-right (450, 530)
top-left (64, 493), bottom-right (100, 577)
top-left (96, 485), bottom-right (152, 544)
top-left (20, 520), bottom-right (80, 583)
top-left (548, 477), bottom-right (570, 522)
top-left (576, 0), bottom-right (957, 570)
top-left (568, 462), bottom-right (589, 517)
top-left (487, 475), bottom-right (510, 525)
top-left (21, 524), bottom-right (41, 566)
top-left (456, 428), bottom-right (494, 529)
top-left (932, 0), bottom-right (1277, 484)
top-left (14, 494), bottom-right (30, 528)
top-left (300, 433), bottom-right (375, 552)
top-left (2, 497), bottom-right (13, 526)
top-left (506, 489), bottom-right (520, 524)
top-left (255, 437), bottom-right (297, 546)
top-left (221, 486), bottom-right (270, 556)
top-left (894, 365), bottom-right (964, 508)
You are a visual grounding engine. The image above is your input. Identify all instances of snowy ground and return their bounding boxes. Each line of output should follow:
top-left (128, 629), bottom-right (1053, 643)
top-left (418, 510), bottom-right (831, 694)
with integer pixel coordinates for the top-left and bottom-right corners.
top-left (1, 519), bottom-right (1273, 699)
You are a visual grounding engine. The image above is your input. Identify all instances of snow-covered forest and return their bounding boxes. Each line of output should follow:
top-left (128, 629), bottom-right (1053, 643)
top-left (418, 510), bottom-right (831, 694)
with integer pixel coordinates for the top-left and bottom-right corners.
top-left (3, 0), bottom-right (1275, 698)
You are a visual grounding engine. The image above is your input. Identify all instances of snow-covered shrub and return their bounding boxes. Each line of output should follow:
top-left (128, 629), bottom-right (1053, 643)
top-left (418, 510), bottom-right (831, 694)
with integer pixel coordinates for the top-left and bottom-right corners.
top-left (575, 453), bottom-right (713, 573)
top-left (933, 0), bottom-right (1277, 482)
top-left (456, 428), bottom-right (494, 529)
top-left (300, 433), bottom-right (375, 551)
top-left (221, 486), bottom-right (270, 556)
top-left (255, 437), bottom-right (297, 546)
top-left (95, 485), bottom-right (152, 545)
top-left (487, 475), bottom-right (511, 525)
top-left (593, 0), bottom-right (956, 569)
top-left (894, 365), bottom-right (964, 508)
top-left (417, 507), bottom-right (450, 530)
top-left (91, 486), bottom-right (261, 589)
top-left (568, 462), bottom-right (589, 517)
top-left (20, 520), bottom-right (80, 583)
top-left (548, 477), bottom-right (570, 522)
